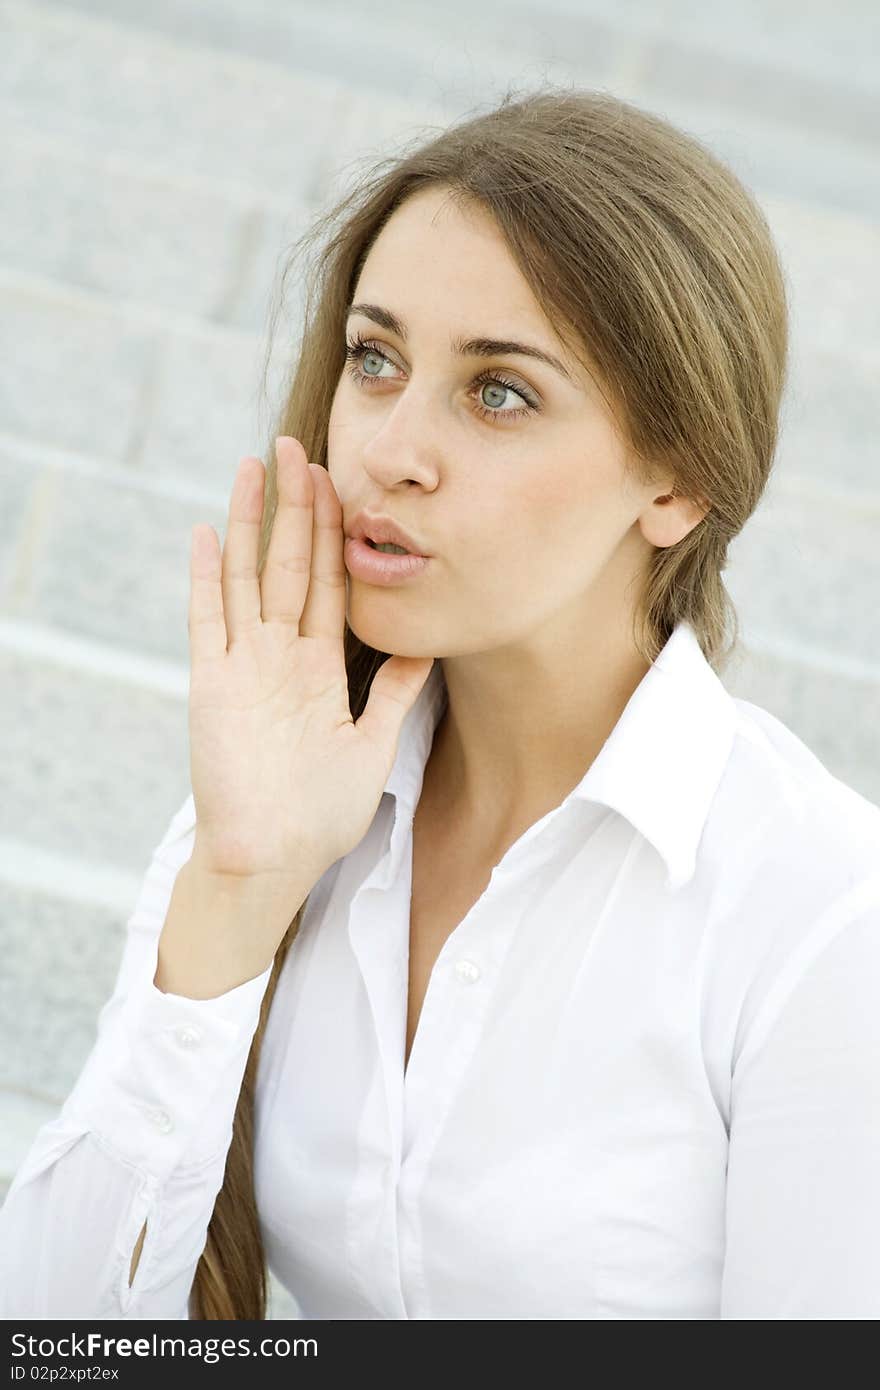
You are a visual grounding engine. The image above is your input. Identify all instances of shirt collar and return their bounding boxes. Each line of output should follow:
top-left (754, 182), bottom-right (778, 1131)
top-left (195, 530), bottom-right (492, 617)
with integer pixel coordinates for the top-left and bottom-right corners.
top-left (383, 620), bottom-right (737, 893)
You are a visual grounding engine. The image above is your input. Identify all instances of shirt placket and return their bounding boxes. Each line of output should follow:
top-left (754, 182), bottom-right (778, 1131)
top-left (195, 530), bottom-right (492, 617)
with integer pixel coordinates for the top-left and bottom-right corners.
top-left (394, 810), bottom-right (569, 1319)
top-left (345, 798), bottom-right (575, 1318)
top-left (343, 800), bottom-right (418, 1317)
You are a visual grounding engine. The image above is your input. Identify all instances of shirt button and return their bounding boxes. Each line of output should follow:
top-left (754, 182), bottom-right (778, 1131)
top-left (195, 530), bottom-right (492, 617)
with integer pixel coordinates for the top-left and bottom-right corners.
top-left (174, 1025), bottom-right (202, 1048)
top-left (454, 959), bottom-right (481, 983)
top-left (146, 1108), bottom-right (174, 1133)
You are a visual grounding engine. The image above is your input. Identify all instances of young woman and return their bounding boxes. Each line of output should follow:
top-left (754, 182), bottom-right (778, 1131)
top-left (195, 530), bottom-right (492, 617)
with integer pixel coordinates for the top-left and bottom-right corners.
top-left (2, 87), bottom-right (878, 1321)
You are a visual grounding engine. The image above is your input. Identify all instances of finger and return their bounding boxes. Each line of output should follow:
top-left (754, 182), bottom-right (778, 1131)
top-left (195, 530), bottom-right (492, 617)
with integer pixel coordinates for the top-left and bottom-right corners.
top-left (221, 454), bottom-right (267, 644)
top-left (355, 654), bottom-right (436, 757)
top-left (188, 522), bottom-right (228, 664)
top-left (260, 436), bottom-right (315, 632)
top-left (298, 462), bottom-right (346, 642)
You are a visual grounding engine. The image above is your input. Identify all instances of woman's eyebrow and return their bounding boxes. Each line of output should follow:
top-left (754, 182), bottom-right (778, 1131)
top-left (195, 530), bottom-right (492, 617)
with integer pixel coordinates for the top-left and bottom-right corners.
top-left (346, 302), bottom-right (576, 385)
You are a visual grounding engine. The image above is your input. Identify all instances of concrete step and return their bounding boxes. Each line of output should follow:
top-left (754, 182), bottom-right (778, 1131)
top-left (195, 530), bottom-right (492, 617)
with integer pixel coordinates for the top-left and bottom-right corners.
top-left (0, 124), bottom-right (314, 336)
top-left (6, 0), bottom-right (878, 222)
top-left (26, 0), bottom-right (880, 118)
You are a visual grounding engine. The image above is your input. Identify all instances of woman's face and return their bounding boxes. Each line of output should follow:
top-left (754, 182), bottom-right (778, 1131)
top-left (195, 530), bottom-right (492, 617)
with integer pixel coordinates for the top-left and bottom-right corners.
top-left (327, 184), bottom-right (671, 660)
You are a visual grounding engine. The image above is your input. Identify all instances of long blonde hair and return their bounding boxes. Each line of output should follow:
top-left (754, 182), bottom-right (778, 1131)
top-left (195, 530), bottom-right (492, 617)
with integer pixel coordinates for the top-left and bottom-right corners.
top-left (188, 83), bottom-right (789, 1318)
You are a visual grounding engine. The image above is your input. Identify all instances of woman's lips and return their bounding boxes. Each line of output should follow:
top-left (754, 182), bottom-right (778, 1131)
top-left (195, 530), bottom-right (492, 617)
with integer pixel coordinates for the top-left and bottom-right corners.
top-left (344, 537), bottom-right (431, 586)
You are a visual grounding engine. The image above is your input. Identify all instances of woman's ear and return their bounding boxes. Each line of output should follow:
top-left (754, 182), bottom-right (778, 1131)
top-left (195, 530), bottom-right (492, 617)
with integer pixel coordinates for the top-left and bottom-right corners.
top-left (640, 487), bottom-right (711, 548)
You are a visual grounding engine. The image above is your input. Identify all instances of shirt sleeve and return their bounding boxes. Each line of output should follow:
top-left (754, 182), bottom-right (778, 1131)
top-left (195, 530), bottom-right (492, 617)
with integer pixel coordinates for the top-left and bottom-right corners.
top-left (0, 794), bottom-right (274, 1320)
top-left (720, 878), bottom-right (880, 1318)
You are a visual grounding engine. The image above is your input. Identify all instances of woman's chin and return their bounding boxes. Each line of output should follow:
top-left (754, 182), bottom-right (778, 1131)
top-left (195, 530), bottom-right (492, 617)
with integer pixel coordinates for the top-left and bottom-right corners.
top-left (344, 600), bottom-right (434, 659)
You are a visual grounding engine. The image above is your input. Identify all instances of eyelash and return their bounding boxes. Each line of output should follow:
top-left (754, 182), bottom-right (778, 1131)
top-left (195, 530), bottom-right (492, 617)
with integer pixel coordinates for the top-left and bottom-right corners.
top-left (342, 332), bottom-right (539, 423)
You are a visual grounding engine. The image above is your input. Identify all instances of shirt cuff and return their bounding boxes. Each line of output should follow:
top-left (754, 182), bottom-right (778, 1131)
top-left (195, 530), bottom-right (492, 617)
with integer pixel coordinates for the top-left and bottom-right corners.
top-left (61, 961), bottom-right (274, 1184)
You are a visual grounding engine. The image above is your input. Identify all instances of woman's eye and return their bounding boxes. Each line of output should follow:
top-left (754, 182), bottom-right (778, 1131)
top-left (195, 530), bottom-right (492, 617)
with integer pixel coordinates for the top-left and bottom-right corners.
top-left (359, 346), bottom-right (395, 379)
top-left (342, 335), bottom-right (539, 423)
top-left (476, 380), bottom-right (523, 413)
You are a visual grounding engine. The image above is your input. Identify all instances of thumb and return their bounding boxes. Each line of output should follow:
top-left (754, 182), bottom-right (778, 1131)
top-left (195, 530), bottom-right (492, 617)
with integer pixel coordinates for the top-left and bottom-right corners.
top-left (354, 655), bottom-right (436, 758)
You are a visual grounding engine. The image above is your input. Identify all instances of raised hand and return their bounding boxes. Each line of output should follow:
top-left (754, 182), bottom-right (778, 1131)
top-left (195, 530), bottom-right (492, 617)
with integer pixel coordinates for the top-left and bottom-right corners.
top-left (184, 436), bottom-right (434, 962)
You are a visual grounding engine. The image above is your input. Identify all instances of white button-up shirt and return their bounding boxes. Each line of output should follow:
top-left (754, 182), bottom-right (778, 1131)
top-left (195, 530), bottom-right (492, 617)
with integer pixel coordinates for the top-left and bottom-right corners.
top-left (2, 621), bottom-right (879, 1320)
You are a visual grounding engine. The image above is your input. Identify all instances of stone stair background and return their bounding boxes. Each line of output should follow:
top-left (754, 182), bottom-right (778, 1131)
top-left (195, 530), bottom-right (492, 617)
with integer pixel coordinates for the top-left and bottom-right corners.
top-left (0, 0), bottom-right (877, 1321)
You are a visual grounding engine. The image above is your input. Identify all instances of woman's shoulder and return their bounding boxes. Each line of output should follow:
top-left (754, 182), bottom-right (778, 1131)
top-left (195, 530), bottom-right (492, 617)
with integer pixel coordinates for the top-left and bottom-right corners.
top-left (697, 695), bottom-right (880, 1054)
top-left (708, 693), bottom-right (880, 893)
top-left (689, 695), bottom-right (879, 1085)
